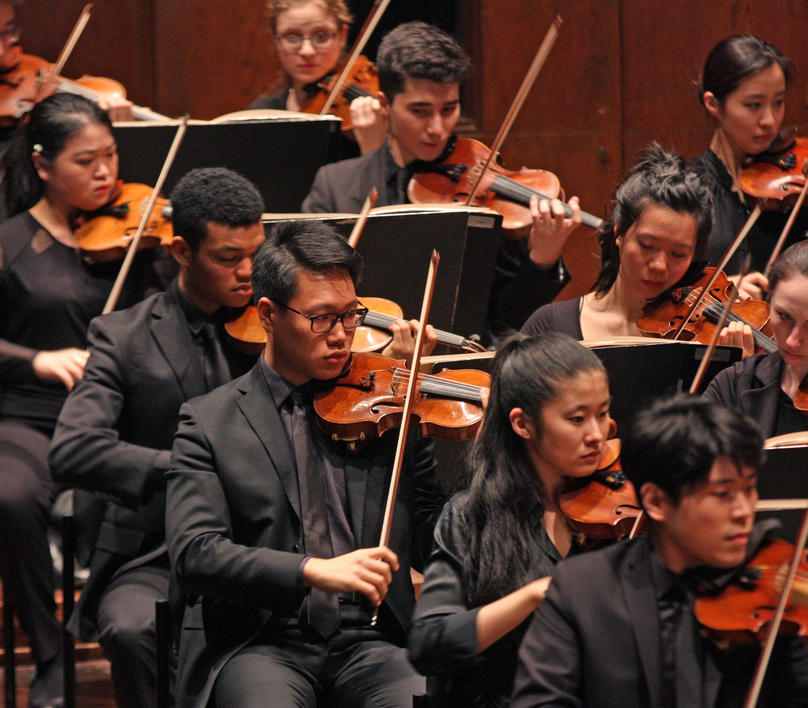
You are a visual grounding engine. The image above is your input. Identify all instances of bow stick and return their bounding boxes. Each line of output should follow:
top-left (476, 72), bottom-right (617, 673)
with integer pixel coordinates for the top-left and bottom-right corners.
top-left (764, 155), bottom-right (808, 273)
top-left (320, 0), bottom-right (391, 115)
top-left (370, 249), bottom-right (439, 625)
top-left (671, 204), bottom-right (761, 342)
top-left (687, 256), bottom-right (750, 394)
top-left (347, 187), bottom-right (377, 248)
top-left (102, 115), bottom-right (188, 314)
top-left (743, 504), bottom-right (808, 708)
top-left (34, 3), bottom-right (93, 103)
top-left (464, 16), bottom-right (562, 207)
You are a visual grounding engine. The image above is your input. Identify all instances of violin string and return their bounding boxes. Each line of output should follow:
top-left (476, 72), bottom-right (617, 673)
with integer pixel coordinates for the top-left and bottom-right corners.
top-left (700, 292), bottom-right (775, 350)
top-left (387, 368), bottom-right (485, 400)
top-left (490, 173), bottom-right (549, 206)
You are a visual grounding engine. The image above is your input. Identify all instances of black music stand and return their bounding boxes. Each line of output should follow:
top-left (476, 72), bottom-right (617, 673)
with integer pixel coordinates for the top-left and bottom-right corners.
top-left (113, 116), bottom-right (339, 212)
top-left (589, 341), bottom-right (741, 432)
top-left (263, 207), bottom-right (504, 347)
top-left (758, 445), bottom-right (808, 541)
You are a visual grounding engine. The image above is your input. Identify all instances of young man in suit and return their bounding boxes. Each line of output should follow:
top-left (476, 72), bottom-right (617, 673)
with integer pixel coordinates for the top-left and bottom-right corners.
top-left (510, 395), bottom-right (808, 708)
top-left (301, 20), bottom-right (583, 334)
top-left (48, 168), bottom-right (266, 708)
top-left (165, 220), bottom-right (445, 707)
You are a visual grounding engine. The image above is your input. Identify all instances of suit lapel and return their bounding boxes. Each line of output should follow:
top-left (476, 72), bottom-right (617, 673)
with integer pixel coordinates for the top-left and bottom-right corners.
top-left (150, 289), bottom-right (207, 400)
top-left (347, 145), bottom-right (391, 208)
top-left (236, 366), bottom-right (301, 522)
top-left (620, 540), bottom-right (663, 708)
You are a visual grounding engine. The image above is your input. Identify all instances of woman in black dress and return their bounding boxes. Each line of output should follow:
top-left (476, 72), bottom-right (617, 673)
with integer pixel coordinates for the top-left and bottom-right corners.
top-left (409, 333), bottom-right (611, 706)
top-left (0, 93), bottom-right (163, 706)
top-left (690, 35), bottom-right (808, 300)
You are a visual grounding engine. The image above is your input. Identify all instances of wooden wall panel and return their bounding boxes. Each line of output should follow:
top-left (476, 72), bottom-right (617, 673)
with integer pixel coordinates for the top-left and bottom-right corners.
top-left (620, 0), bottom-right (808, 167)
top-left (152, 0), bottom-right (277, 119)
top-left (464, 0), bottom-right (622, 298)
top-left (15, 0), bottom-right (156, 110)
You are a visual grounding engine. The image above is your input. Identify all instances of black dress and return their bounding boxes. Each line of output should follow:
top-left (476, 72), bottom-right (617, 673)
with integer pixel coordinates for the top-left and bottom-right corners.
top-left (409, 492), bottom-right (570, 707)
top-left (0, 211), bottom-right (165, 667)
top-left (689, 149), bottom-right (808, 275)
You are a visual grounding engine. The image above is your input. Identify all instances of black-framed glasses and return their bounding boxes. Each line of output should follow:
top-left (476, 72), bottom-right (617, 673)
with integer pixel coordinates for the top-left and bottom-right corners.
top-left (276, 30), bottom-right (339, 51)
top-left (273, 301), bottom-right (368, 333)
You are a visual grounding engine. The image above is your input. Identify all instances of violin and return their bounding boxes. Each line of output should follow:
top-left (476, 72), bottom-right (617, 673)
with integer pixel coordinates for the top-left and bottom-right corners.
top-left (637, 267), bottom-right (777, 354)
top-left (300, 54), bottom-right (378, 136)
top-left (74, 182), bottom-right (173, 263)
top-left (740, 134), bottom-right (808, 211)
top-left (407, 137), bottom-right (604, 236)
top-left (313, 351), bottom-right (489, 450)
top-left (559, 435), bottom-right (648, 541)
top-left (0, 50), bottom-right (167, 124)
top-left (223, 297), bottom-right (486, 356)
top-left (694, 537), bottom-right (808, 649)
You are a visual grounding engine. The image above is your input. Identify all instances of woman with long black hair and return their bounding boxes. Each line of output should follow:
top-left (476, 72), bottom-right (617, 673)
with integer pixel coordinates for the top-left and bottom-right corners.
top-left (408, 333), bottom-right (611, 706)
top-left (0, 93), bottom-right (164, 706)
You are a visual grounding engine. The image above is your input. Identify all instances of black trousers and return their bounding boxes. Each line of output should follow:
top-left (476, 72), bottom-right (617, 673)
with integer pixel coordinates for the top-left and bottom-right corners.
top-left (96, 561), bottom-right (173, 708)
top-left (0, 421), bottom-right (60, 666)
top-left (212, 625), bottom-right (425, 708)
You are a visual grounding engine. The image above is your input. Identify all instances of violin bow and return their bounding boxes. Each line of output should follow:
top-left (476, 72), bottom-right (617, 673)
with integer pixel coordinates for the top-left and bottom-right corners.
top-left (671, 204), bottom-right (762, 342)
top-left (347, 187), bottom-right (378, 248)
top-left (687, 256), bottom-right (750, 394)
top-left (34, 3), bottom-right (94, 103)
top-left (464, 15), bottom-right (563, 207)
top-left (370, 249), bottom-right (440, 626)
top-left (102, 115), bottom-right (188, 314)
top-left (764, 155), bottom-right (808, 273)
top-left (320, 0), bottom-right (391, 116)
top-left (743, 503), bottom-right (808, 708)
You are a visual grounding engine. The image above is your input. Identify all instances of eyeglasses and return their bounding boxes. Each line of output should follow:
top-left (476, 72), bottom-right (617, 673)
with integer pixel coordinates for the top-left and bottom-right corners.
top-left (0, 25), bottom-right (21, 45)
top-left (276, 30), bottom-right (339, 51)
top-left (273, 301), bottom-right (368, 333)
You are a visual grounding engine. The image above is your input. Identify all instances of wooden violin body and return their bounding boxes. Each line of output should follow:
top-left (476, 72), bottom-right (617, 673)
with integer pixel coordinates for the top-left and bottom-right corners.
top-left (75, 182), bottom-right (172, 263)
top-left (301, 54), bottom-right (378, 136)
top-left (224, 297), bottom-right (484, 357)
top-left (740, 137), bottom-right (808, 211)
top-left (559, 438), bottom-right (648, 541)
top-left (0, 52), bottom-right (167, 124)
top-left (695, 538), bottom-right (808, 648)
top-left (408, 137), bottom-right (603, 235)
top-left (637, 267), bottom-right (776, 354)
top-left (313, 351), bottom-right (489, 449)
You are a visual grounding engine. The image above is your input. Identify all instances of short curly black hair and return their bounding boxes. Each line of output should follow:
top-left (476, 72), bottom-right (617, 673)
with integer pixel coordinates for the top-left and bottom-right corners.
top-left (376, 21), bottom-right (471, 100)
top-left (170, 168), bottom-right (265, 251)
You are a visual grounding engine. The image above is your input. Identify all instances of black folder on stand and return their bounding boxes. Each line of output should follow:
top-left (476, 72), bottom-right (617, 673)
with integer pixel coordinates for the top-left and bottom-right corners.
top-left (262, 206), bottom-right (504, 346)
top-left (757, 443), bottom-right (808, 540)
top-left (588, 340), bottom-right (741, 432)
top-left (113, 115), bottom-right (339, 212)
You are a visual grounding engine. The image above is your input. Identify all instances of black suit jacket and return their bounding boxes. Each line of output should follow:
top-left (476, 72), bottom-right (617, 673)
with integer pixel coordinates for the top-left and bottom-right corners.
top-left (510, 535), bottom-right (808, 708)
top-left (166, 363), bottom-right (443, 707)
top-left (703, 352), bottom-right (785, 438)
top-left (302, 143), bottom-right (391, 213)
top-left (49, 284), bottom-right (238, 639)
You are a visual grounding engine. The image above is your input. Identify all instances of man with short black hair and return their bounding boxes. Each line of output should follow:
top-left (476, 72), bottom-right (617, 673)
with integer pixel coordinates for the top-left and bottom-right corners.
top-left (166, 219), bottom-right (445, 707)
top-left (510, 395), bottom-right (808, 708)
top-left (302, 20), bottom-right (582, 334)
top-left (49, 167), bottom-right (266, 708)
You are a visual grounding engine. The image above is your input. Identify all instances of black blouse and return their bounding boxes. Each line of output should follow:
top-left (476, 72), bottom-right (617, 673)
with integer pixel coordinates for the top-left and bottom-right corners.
top-left (0, 212), bottom-right (167, 433)
top-left (689, 149), bottom-right (808, 275)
